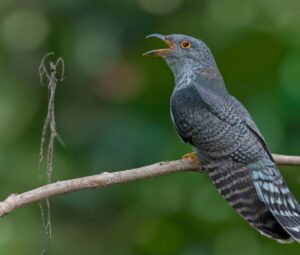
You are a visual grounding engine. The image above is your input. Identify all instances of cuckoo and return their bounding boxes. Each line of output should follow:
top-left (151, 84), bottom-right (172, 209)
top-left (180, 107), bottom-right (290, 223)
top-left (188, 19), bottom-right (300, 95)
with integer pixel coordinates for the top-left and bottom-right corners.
top-left (144, 33), bottom-right (300, 243)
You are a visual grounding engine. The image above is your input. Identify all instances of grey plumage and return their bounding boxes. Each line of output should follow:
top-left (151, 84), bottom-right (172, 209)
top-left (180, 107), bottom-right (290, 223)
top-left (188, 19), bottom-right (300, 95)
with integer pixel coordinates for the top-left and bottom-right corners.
top-left (145, 33), bottom-right (300, 243)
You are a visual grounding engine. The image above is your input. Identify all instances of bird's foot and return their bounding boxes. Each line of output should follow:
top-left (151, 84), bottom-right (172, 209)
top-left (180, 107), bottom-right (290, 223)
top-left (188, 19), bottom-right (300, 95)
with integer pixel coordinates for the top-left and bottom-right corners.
top-left (182, 152), bottom-right (200, 164)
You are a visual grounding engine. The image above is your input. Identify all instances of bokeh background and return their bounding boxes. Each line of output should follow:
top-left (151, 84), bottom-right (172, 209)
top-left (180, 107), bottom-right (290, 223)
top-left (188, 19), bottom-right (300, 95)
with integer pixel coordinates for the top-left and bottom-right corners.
top-left (0, 0), bottom-right (300, 254)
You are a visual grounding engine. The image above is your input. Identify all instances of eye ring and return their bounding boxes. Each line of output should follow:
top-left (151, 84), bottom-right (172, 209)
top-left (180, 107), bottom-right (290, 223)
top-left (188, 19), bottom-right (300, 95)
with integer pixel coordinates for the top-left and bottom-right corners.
top-left (180, 41), bottom-right (191, 49)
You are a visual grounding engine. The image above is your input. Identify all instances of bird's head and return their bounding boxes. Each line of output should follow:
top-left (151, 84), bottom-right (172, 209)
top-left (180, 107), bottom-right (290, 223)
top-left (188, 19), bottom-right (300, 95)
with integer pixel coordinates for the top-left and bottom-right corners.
top-left (144, 34), bottom-right (217, 79)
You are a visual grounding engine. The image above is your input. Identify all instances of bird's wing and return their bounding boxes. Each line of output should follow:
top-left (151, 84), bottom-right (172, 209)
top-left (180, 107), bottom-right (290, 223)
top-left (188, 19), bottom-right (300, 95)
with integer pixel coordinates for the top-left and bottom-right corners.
top-left (229, 96), bottom-right (274, 162)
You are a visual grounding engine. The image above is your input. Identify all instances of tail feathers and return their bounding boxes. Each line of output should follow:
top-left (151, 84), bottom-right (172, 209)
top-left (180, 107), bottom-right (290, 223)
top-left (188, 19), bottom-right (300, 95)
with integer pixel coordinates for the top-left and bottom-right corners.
top-left (269, 205), bottom-right (300, 242)
top-left (250, 159), bottom-right (300, 242)
top-left (251, 209), bottom-right (293, 243)
top-left (207, 159), bottom-right (294, 242)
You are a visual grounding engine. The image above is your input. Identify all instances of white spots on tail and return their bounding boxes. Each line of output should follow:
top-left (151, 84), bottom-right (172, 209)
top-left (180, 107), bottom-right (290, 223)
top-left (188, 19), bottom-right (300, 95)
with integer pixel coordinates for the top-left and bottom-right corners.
top-left (281, 187), bottom-right (289, 194)
top-left (269, 183), bottom-right (275, 193)
top-left (262, 182), bottom-right (278, 194)
top-left (277, 209), bottom-right (295, 217)
top-left (263, 182), bottom-right (269, 191)
top-left (288, 197), bottom-right (296, 209)
top-left (276, 196), bottom-right (282, 205)
top-left (273, 185), bottom-right (279, 194)
top-left (252, 170), bottom-right (259, 180)
top-left (258, 180), bottom-right (298, 211)
top-left (258, 171), bottom-right (265, 181)
top-left (286, 226), bottom-right (300, 232)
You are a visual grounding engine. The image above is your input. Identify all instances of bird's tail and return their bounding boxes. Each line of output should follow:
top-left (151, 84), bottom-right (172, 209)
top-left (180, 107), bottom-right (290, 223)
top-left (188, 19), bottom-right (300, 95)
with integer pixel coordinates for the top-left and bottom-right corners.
top-left (250, 158), bottom-right (300, 243)
top-left (207, 159), bottom-right (292, 242)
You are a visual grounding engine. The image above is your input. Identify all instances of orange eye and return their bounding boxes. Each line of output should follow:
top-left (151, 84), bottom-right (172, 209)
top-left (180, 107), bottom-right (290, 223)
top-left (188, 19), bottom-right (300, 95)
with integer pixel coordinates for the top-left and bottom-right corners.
top-left (180, 41), bottom-right (191, 49)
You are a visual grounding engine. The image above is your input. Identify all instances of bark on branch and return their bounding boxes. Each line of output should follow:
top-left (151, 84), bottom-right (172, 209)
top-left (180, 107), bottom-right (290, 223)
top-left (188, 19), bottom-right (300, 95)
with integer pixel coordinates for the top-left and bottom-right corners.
top-left (0, 153), bottom-right (299, 217)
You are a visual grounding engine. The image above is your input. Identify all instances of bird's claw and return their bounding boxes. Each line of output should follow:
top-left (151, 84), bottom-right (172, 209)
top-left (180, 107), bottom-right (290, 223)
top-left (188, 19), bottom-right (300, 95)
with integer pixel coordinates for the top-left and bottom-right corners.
top-left (182, 152), bottom-right (199, 164)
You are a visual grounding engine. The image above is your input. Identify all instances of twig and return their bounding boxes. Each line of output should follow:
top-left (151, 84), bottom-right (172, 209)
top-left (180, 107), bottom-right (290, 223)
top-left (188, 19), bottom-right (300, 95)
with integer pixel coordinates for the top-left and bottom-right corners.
top-left (0, 153), bottom-right (299, 217)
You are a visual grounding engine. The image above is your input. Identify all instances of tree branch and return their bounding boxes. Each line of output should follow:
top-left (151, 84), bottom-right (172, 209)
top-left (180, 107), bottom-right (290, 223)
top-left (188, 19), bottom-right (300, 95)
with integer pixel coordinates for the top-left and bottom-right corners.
top-left (272, 154), bottom-right (300, 166)
top-left (0, 153), bottom-right (299, 217)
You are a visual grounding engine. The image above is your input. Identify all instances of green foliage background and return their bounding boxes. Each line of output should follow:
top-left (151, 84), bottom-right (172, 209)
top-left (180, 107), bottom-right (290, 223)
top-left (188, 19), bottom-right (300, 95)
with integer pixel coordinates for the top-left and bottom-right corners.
top-left (0, 0), bottom-right (300, 254)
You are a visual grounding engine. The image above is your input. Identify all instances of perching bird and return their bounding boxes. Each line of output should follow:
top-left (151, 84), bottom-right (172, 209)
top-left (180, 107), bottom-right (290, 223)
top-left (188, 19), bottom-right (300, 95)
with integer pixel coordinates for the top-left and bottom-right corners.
top-left (144, 33), bottom-right (300, 243)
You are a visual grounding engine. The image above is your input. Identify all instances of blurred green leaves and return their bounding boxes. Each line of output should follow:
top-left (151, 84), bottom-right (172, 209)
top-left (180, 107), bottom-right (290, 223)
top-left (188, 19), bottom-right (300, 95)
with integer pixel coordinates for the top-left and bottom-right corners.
top-left (74, 27), bottom-right (121, 76)
top-left (137, 0), bottom-right (183, 15)
top-left (2, 10), bottom-right (49, 52)
top-left (280, 48), bottom-right (300, 105)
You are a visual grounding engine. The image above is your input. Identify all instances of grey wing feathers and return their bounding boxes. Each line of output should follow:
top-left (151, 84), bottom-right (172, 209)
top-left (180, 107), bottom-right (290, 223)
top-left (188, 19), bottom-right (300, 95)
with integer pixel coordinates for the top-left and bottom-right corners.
top-left (229, 96), bottom-right (274, 162)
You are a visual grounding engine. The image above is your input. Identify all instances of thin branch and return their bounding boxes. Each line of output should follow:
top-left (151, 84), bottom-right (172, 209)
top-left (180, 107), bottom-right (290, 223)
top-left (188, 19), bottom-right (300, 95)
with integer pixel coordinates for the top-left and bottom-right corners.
top-left (272, 154), bottom-right (300, 166)
top-left (0, 153), bottom-right (299, 217)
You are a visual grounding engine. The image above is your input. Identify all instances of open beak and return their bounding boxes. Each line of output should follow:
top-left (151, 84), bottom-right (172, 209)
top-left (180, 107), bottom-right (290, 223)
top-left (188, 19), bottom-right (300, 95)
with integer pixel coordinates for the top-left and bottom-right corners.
top-left (143, 34), bottom-right (176, 57)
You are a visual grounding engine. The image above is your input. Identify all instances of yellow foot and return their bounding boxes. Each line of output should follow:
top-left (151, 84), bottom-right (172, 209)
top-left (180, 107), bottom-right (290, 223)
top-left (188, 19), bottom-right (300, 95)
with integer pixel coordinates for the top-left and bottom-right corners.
top-left (182, 152), bottom-right (199, 164)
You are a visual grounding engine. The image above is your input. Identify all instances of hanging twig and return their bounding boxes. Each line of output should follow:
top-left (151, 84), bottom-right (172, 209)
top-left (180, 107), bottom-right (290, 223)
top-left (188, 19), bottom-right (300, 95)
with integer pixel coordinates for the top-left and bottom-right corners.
top-left (39, 52), bottom-right (65, 181)
top-left (38, 52), bottom-right (65, 254)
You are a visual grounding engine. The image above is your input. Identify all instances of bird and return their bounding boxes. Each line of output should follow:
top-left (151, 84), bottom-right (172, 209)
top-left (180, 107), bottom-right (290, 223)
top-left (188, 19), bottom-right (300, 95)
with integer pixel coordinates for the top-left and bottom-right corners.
top-left (144, 33), bottom-right (300, 243)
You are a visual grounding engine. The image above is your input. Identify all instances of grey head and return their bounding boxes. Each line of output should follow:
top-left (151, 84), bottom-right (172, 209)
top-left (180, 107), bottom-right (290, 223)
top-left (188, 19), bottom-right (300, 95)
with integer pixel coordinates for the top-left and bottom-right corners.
top-left (144, 34), bottom-right (220, 84)
top-left (144, 33), bottom-right (227, 95)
